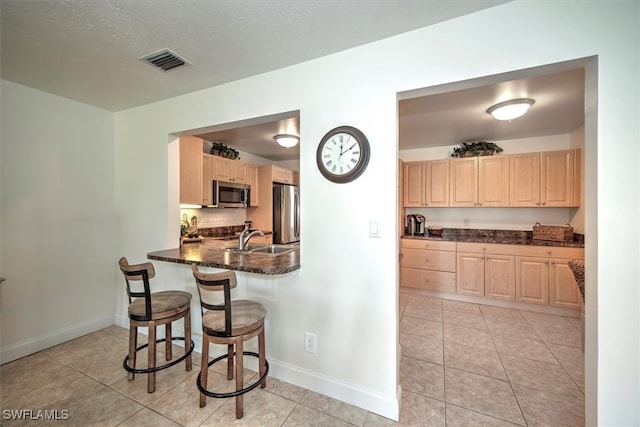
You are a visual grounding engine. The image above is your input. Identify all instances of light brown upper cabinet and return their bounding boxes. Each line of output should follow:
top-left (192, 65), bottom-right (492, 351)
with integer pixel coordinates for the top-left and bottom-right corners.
top-left (449, 156), bottom-right (509, 207)
top-left (510, 149), bottom-right (580, 207)
top-left (202, 153), bottom-right (213, 206)
top-left (180, 136), bottom-right (204, 205)
top-left (248, 165), bottom-right (260, 206)
top-left (403, 160), bottom-right (449, 207)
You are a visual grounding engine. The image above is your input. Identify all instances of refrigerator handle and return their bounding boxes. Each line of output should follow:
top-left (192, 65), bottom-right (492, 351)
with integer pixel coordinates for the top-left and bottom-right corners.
top-left (294, 189), bottom-right (300, 238)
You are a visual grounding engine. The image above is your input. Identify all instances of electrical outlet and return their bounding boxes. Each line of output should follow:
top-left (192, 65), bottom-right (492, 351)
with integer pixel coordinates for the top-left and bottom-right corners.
top-left (304, 332), bottom-right (317, 354)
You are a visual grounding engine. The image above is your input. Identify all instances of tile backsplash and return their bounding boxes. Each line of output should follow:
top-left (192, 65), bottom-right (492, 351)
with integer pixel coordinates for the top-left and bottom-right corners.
top-left (180, 207), bottom-right (247, 229)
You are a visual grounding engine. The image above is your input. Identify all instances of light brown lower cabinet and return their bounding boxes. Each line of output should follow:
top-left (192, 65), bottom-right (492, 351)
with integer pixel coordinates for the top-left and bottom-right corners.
top-left (456, 243), bottom-right (516, 301)
top-left (401, 239), bottom-right (456, 292)
top-left (515, 246), bottom-right (584, 309)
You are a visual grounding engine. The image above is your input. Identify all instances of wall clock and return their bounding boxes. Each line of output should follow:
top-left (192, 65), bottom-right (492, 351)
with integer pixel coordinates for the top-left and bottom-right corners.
top-left (316, 126), bottom-right (370, 183)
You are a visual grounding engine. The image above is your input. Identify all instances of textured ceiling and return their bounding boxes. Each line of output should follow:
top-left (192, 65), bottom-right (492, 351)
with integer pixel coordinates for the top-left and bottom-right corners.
top-left (0, 0), bottom-right (509, 112)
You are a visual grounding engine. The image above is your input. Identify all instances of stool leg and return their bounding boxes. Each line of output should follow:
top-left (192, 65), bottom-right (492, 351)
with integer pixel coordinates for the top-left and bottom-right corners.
top-left (127, 324), bottom-right (137, 381)
top-left (165, 323), bottom-right (172, 361)
top-left (259, 328), bottom-right (267, 389)
top-left (148, 322), bottom-right (156, 393)
top-left (235, 338), bottom-right (244, 419)
top-left (227, 344), bottom-right (234, 380)
top-left (199, 338), bottom-right (209, 408)
top-left (184, 309), bottom-right (192, 371)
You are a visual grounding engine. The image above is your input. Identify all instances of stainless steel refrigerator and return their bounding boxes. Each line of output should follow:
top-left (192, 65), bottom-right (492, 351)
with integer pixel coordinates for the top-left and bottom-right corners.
top-left (273, 183), bottom-right (300, 244)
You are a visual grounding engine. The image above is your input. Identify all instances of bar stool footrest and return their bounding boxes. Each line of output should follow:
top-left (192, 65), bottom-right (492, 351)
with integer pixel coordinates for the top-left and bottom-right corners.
top-left (123, 337), bottom-right (195, 374)
top-left (197, 351), bottom-right (269, 398)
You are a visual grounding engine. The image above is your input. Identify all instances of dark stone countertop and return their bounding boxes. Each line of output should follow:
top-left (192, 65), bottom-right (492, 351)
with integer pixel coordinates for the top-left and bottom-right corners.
top-left (403, 228), bottom-right (584, 248)
top-left (148, 238), bottom-right (300, 275)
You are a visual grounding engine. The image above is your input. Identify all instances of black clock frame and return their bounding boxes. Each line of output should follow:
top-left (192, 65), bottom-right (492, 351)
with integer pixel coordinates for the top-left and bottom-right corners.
top-left (316, 125), bottom-right (370, 184)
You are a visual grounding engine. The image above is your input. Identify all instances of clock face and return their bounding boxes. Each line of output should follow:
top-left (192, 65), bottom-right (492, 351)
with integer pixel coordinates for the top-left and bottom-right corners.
top-left (316, 126), bottom-right (370, 183)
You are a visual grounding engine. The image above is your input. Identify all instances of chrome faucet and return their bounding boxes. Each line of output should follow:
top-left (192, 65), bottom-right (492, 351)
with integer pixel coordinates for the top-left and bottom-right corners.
top-left (238, 226), bottom-right (264, 250)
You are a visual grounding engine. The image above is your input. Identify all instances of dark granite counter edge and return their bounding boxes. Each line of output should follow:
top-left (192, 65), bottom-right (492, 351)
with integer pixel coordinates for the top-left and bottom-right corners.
top-left (148, 253), bottom-right (300, 275)
top-left (403, 228), bottom-right (584, 248)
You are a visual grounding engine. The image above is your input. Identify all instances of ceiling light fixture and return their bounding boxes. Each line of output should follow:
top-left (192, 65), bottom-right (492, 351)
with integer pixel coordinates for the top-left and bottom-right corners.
top-left (487, 98), bottom-right (535, 121)
top-left (274, 134), bottom-right (299, 148)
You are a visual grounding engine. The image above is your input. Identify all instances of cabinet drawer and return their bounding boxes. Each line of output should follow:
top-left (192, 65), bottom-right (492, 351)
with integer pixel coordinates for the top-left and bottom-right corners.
top-left (401, 268), bottom-right (456, 293)
top-left (456, 242), bottom-right (516, 255)
top-left (402, 239), bottom-right (456, 252)
top-left (516, 245), bottom-right (584, 259)
top-left (402, 248), bottom-right (456, 272)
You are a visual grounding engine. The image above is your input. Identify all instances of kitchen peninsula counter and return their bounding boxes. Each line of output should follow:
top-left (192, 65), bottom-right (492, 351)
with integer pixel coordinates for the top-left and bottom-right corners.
top-left (148, 239), bottom-right (300, 275)
top-left (403, 228), bottom-right (584, 248)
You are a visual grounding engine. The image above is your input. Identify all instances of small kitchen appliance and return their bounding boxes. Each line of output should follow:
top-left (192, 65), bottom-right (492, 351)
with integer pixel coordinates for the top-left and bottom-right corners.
top-left (415, 215), bottom-right (426, 235)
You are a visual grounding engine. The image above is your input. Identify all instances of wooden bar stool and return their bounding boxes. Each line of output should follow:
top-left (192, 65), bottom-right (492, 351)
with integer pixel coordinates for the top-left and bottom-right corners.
top-left (119, 257), bottom-right (194, 393)
top-left (192, 264), bottom-right (269, 419)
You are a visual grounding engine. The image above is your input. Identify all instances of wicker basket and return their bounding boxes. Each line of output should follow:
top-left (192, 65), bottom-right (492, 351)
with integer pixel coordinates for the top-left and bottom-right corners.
top-left (532, 223), bottom-right (574, 242)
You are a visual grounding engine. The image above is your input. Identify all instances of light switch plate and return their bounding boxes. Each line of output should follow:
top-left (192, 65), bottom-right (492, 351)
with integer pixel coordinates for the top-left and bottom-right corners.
top-left (369, 220), bottom-right (381, 238)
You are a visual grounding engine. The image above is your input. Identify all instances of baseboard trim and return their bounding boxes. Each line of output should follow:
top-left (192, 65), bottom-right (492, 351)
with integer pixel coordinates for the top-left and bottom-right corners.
top-left (0, 315), bottom-right (115, 364)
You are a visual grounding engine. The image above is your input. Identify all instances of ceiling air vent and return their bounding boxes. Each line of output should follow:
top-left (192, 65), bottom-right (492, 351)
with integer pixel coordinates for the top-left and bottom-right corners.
top-left (139, 48), bottom-right (190, 72)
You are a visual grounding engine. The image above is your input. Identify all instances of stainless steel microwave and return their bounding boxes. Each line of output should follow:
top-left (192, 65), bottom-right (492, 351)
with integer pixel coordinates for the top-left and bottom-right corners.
top-left (211, 180), bottom-right (250, 208)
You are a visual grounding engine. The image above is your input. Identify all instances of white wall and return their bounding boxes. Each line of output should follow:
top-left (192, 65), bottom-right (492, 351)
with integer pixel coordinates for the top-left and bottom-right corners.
top-left (400, 133), bottom-right (584, 232)
top-left (0, 81), bottom-right (116, 362)
top-left (114, 1), bottom-right (639, 424)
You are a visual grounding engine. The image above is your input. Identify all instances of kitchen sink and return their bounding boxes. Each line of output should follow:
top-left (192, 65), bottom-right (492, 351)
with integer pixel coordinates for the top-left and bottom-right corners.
top-left (213, 243), bottom-right (298, 255)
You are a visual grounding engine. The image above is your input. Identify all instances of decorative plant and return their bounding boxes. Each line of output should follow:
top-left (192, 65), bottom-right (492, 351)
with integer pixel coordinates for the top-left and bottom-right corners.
top-left (210, 141), bottom-right (240, 160)
top-left (451, 141), bottom-right (504, 158)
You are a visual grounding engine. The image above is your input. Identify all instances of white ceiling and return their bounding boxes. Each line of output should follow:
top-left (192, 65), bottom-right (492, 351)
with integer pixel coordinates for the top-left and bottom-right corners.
top-left (0, 0), bottom-right (585, 163)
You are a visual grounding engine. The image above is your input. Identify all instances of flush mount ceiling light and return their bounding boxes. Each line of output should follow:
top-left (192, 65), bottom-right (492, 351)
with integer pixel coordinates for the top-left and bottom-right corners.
top-left (487, 98), bottom-right (535, 121)
top-left (274, 134), bottom-right (299, 148)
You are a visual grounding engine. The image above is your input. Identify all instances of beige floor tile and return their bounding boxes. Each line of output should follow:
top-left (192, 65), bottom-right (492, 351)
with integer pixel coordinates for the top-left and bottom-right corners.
top-left (513, 383), bottom-right (585, 427)
top-left (520, 311), bottom-right (577, 328)
top-left (445, 368), bottom-right (525, 425)
top-left (444, 341), bottom-right (507, 380)
top-left (546, 343), bottom-right (585, 392)
top-left (479, 305), bottom-right (526, 322)
top-left (400, 316), bottom-right (443, 340)
top-left (283, 404), bottom-right (353, 426)
top-left (443, 299), bottom-right (481, 315)
top-left (492, 334), bottom-right (558, 364)
top-left (399, 356), bottom-right (444, 400)
top-left (443, 310), bottom-right (487, 331)
top-left (403, 302), bottom-right (443, 322)
top-left (200, 389), bottom-right (296, 426)
top-left (148, 373), bottom-right (226, 427)
top-left (500, 354), bottom-right (583, 397)
top-left (54, 387), bottom-right (142, 427)
top-left (110, 361), bottom-right (198, 406)
top-left (399, 332), bottom-right (443, 365)
top-left (402, 294), bottom-right (443, 308)
top-left (75, 350), bottom-right (130, 386)
top-left (262, 376), bottom-right (308, 403)
top-left (398, 390), bottom-right (445, 426)
top-left (445, 404), bottom-right (524, 426)
top-left (443, 324), bottom-right (496, 351)
top-left (0, 353), bottom-right (69, 401)
top-left (528, 323), bottom-right (582, 348)
top-left (118, 407), bottom-right (181, 426)
top-left (300, 390), bottom-right (369, 426)
top-left (484, 316), bottom-right (540, 341)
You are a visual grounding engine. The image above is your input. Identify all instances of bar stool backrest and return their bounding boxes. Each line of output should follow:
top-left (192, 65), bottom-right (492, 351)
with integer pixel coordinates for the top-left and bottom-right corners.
top-left (191, 265), bottom-right (237, 337)
top-left (119, 257), bottom-right (156, 320)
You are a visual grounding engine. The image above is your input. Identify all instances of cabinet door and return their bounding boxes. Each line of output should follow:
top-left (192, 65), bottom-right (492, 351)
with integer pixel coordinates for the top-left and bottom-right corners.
top-left (232, 161), bottom-right (248, 183)
top-left (212, 156), bottom-right (232, 181)
top-left (248, 165), bottom-right (259, 206)
top-left (424, 160), bottom-right (449, 206)
top-left (509, 153), bottom-right (540, 207)
top-left (202, 154), bottom-right (213, 205)
top-left (485, 255), bottom-right (515, 301)
top-left (179, 136), bottom-right (204, 205)
top-left (541, 150), bottom-right (575, 207)
top-left (449, 157), bottom-right (478, 206)
top-left (456, 252), bottom-right (484, 296)
top-left (478, 156), bottom-right (509, 207)
top-left (403, 162), bottom-right (425, 207)
top-left (549, 258), bottom-right (582, 309)
top-left (515, 256), bottom-right (549, 305)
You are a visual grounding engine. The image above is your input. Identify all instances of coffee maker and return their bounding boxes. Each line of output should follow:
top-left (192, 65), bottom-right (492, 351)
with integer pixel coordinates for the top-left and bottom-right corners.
top-left (406, 214), bottom-right (426, 236)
